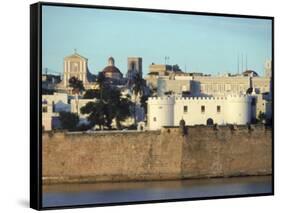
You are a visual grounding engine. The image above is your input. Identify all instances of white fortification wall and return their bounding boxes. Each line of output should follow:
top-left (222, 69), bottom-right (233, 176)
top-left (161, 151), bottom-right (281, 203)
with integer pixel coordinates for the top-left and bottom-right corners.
top-left (147, 95), bottom-right (252, 130)
top-left (147, 97), bottom-right (175, 130)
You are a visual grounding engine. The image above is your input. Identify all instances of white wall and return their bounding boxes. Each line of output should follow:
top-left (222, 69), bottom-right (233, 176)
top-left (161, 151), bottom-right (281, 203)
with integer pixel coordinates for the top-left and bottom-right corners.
top-left (148, 95), bottom-right (252, 129)
top-left (148, 97), bottom-right (175, 130)
top-left (42, 93), bottom-right (70, 112)
top-left (174, 97), bottom-right (227, 125)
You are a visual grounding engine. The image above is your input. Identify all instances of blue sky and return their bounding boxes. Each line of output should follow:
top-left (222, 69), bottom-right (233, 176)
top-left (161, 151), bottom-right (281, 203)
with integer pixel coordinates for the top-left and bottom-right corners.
top-left (42, 5), bottom-right (272, 76)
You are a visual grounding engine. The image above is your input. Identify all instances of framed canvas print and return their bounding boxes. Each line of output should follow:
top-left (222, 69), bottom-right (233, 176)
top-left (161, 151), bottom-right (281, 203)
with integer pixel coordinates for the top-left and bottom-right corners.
top-left (30, 2), bottom-right (274, 210)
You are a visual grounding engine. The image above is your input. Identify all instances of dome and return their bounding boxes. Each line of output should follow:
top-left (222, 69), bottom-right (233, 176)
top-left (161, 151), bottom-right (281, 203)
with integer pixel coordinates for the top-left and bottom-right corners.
top-left (102, 66), bottom-right (121, 74)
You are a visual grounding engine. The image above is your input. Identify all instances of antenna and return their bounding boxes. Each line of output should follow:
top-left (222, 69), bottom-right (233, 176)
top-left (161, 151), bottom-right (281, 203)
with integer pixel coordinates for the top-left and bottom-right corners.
top-left (164, 56), bottom-right (167, 65)
top-left (246, 55), bottom-right (248, 70)
top-left (241, 53), bottom-right (244, 72)
top-left (74, 48), bottom-right (77, 54)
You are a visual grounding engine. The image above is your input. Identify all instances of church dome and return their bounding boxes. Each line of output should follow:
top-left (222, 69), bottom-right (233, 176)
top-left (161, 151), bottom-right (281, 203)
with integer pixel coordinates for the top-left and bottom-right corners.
top-left (102, 65), bottom-right (121, 74)
top-left (102, 57), bottom-right (123, 79)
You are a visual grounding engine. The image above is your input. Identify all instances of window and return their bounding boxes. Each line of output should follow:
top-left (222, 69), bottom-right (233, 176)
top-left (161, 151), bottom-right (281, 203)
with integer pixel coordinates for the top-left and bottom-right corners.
top-left (217, 105), bottom-right (221, 113)
top-left (201, 105), bottom-right (205, 113)
top-left (43, 106), bottom-right (48, 113)
top-left (153, 117), bottom-right (157, 122)
top-left (183, 105), bottom-right (188, 113)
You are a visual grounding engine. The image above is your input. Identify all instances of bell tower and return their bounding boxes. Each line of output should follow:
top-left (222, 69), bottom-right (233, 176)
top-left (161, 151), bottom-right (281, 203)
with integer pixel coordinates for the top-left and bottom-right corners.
top-left (127, 57), bottom-right (142, 81)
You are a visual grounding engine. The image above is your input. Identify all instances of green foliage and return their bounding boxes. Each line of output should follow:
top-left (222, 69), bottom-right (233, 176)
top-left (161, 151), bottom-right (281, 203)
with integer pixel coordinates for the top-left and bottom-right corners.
top-left (140, 95), bottom-right (149, 114)
top-left (96, 72), bottom-right (106, 100)
top-left (80, 101), bottom-right (107, 129)
top-left (80, 87), bottom-right (133, 130)
top-left (83, 89), bottom-right (99, 99)
top-left (132, 72), bottom-right (146, 97)
top-left (68, 76), bottom-right (85, 94)
top-left (58, 111), bottom-right (79, 130)
top-left (131, 72), bottom-right (146, 126)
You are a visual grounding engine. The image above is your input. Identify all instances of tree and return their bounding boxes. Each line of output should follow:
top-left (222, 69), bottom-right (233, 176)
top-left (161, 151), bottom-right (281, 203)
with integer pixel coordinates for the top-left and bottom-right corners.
top-left (80, 87), bottom-right (133, 130)
top-left (68, 76), bottom-right (85, 114)
top-left (140, 94), bottom-right (149, 115)
top-left (96, 72), bottom-right (107, 100)
top-left (108, 90), bottom-right (133, 129)
top-left (131, 72), bottom-right (146, 126)
top-left (80, 101), bottom-right (107, 130)
top-left (69, 76), bottom-right (85, 94)
top-left (83, 89), bottom-right (99, 99)
top-left (59, 111), bottom-right (79, 130)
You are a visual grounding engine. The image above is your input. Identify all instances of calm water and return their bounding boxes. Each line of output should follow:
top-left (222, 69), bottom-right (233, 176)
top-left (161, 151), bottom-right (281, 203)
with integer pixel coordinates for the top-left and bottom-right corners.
top-left (43, 176), bottom-right (272, 207)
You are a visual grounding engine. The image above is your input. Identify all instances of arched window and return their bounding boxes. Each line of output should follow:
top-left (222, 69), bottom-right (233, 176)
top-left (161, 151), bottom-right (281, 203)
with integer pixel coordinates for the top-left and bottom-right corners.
top-left (207, 118), bottom-right (214, 125)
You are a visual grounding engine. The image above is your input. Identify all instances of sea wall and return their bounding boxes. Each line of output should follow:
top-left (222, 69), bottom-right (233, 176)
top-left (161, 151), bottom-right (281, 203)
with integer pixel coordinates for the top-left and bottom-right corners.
top-left (42, 125), bottom-right (272, 184)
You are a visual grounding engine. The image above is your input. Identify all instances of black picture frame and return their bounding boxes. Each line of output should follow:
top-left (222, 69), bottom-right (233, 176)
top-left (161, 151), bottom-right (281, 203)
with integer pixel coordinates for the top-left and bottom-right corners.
top-left (30, 1), bottom-right (274, 210)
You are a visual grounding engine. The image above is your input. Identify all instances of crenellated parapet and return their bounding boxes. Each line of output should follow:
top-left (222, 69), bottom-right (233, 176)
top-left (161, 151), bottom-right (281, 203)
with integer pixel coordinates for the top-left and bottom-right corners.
top-left (147, 95), bottom-right (255, 130)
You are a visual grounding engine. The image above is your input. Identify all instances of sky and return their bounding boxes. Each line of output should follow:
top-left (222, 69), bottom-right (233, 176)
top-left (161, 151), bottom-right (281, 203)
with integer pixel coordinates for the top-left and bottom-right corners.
top-left (42, 5), bottom-right (272, 76)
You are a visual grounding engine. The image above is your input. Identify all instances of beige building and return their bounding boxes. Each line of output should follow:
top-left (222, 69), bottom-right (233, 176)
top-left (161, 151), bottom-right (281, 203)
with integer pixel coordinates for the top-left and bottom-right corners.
top-left (57, 51), bottom-right (96, 92)
top-left (157, 76), bottom-right (193, 96)
top-left (252, 77), bottom-right (271, 94)
top-left (192, 76), bottom-right (251, 96)
top-left (146, 63), bottom-right (188, 89)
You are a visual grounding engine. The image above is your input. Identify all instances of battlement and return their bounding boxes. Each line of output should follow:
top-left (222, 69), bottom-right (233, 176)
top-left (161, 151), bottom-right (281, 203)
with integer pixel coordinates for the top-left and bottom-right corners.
top-left (148, 95), bottom-right (252, 103)
top-left (148, 96), bottom-right (175, 104)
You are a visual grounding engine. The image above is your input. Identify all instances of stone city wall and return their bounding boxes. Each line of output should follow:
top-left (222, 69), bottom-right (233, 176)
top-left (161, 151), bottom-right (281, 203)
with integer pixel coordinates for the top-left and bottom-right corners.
top-left (43, 125), bottom-right (272, 184)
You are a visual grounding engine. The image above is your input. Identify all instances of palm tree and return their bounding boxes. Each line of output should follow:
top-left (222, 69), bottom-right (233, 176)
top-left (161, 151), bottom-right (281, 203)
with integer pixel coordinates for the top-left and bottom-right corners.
top-left (96, 72), bottom-right (106, 101)
top-left (131, 73), bottom-right (146, 127)
top-left (68, 76), bottom-right (85, 114)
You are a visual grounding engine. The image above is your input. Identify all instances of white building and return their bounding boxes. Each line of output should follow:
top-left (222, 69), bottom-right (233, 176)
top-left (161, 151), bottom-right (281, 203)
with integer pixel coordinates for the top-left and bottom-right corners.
top-left (42, 93), bottom-right (70, 130)
top-left (147, 95), bottom-right (253, 130)
top-left (42, 93), bottom-right (70, 112)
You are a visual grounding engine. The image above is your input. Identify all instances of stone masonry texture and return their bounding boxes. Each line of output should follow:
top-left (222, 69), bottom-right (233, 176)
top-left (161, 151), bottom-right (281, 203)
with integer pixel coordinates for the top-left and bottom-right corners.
top-left (42, 125), bottom-right (272, 184)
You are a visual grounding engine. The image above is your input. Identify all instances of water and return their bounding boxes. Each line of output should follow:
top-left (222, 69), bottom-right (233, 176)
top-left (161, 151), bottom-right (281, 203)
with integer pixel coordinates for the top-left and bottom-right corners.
top-left (43, 176), bottom-right (272, 207)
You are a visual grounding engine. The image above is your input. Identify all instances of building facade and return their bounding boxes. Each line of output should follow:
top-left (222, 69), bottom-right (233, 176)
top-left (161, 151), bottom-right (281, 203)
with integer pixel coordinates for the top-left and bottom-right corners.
top-left (147, 95), bottom-right (253, 130)
top-left (57, 51), bottom-right (96, 92)
top-left (157, 76), bottom-right (193, 96)
top-left (42, 93), bottom-right (71, 131)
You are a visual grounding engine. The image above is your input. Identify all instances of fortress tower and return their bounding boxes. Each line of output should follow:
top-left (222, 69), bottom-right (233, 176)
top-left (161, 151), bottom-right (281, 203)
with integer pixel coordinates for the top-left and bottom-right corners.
top-left (147, 96), bottom-right (175, 130)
